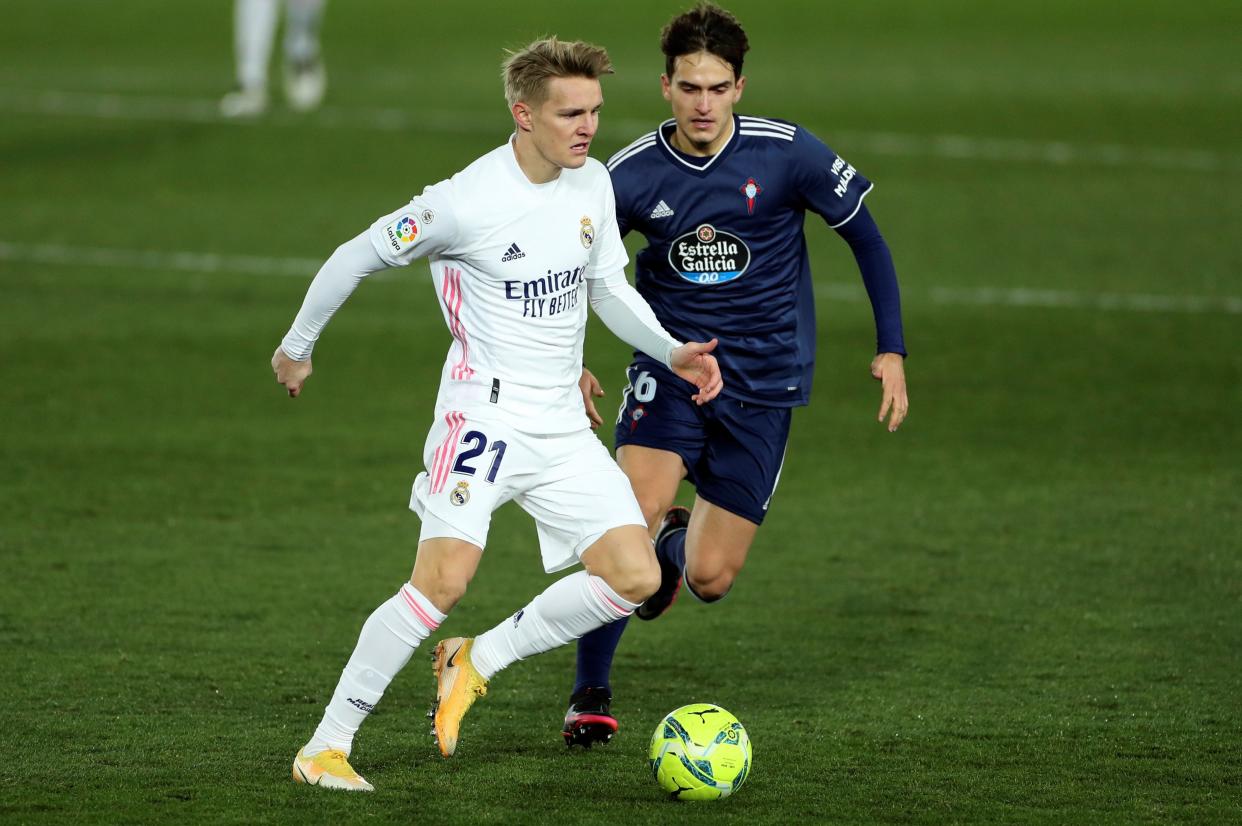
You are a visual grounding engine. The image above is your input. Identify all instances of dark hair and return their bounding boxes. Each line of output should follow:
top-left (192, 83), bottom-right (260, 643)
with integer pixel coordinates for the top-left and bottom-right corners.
top-left (661, 2), bottom-right (749, 80)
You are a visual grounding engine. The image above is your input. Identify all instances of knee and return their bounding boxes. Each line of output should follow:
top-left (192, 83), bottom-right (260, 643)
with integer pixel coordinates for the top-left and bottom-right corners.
top-left (583, 525), bottom-right (663, 605)
top-left (612, 552), bottom-right (661, 605)
top-left (684, 565), bottom-right (737, 603)
top-left (410, 537), bottom-right (483, 614)
top-left (410, 570), bottom-right (469, 614)
top-left (597, 547), bottom-right (661, 605)
top-left (635, 495), bottom-right (668, 534)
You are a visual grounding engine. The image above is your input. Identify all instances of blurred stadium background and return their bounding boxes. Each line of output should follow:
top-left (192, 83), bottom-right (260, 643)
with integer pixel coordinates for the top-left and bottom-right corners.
top-left (1, 1), bottom-right (1239, 822)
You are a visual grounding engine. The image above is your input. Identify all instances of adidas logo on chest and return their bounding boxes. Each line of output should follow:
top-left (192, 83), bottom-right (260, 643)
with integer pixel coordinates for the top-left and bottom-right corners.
top-left (500, 242), bottom-right (525, 262)
top-left (649, 200), bottom-right (675, 219)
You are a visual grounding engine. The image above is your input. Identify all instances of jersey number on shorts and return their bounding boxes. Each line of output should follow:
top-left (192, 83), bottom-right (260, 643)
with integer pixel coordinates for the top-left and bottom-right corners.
top-left (617, 368), bottom-right (659, 424)
top-left (633, 370), bottom-right (657, 402)
top-left (453, 431), bottom-right (507, 483)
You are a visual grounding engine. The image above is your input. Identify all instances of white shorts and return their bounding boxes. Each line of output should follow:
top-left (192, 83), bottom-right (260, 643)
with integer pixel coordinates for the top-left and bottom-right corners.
top-left (409, 409), bottom-right (645, 573)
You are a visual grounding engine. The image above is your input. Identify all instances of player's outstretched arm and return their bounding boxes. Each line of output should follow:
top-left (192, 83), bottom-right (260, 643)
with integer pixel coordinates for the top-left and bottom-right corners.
top-left (871, 352), bottom-right (908, 432)
top-left (271, 232), bottom-right (389, 399)
top-left (588, 269), bottom-right (725, 404)
top-left (670, 340), bottom-right (722, 405)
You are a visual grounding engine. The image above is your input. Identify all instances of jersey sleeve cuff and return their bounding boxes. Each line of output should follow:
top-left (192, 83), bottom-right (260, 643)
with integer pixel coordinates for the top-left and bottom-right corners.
top-left (280, 333), bottom-right (313, 361)
top-left (828, 181), bottom-right (874, 229)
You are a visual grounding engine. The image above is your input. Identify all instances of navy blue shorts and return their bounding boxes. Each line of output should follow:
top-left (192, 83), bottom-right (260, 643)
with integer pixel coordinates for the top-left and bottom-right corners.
top-left (613, 358), bottom-right (792, 525)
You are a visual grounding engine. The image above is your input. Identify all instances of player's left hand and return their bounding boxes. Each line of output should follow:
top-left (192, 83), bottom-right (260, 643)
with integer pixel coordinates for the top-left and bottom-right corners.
top-left (871, 352), bottom-right (908, 432)
top-left (670, 338), bottom-right (722, 405)
top-left (578, 366), bottom-right (605, 430)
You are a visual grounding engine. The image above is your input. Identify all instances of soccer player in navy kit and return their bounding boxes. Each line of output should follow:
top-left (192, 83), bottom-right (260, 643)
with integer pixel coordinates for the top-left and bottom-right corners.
top-left (562, 2), bottom-right (909, 746)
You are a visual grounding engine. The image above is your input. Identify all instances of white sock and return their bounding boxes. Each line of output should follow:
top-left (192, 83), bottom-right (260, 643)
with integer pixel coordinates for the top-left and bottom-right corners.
top-left (304, 583), bottom-right (444, 757)
top-left (234, 0), bottom-right (279, 89)
top-left (470, 571), bottom-right (638, 680)
top-left (284, 0), bottom-right (326, 64)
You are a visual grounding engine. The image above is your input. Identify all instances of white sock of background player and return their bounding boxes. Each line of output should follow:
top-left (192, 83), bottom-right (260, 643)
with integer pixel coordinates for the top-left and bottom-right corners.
top-left (283, 0), bottom-right (326, 67)
top-left (232, 0), bottom-right (279, 92)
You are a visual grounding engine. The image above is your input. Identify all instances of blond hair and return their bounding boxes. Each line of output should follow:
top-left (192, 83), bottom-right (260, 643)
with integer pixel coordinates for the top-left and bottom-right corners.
top-left (502, 37), bottom-right (614, 107)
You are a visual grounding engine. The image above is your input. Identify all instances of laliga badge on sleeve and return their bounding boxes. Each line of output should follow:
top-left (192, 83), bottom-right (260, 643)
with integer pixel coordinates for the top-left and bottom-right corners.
top-left (580, 215), bottom-right (594, 249)
top-left (450, 481), bottom-right (470, 506)
top-left (383, 214), bottom-right (420, 254)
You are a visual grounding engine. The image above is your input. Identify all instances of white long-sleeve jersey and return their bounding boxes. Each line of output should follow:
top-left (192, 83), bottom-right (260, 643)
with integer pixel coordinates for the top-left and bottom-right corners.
top-left (282, 138), bottom-right (680, 434)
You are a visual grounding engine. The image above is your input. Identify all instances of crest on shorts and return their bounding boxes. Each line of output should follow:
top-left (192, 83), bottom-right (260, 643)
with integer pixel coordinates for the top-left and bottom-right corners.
top-left (580, 215), bottom-right (594, 249)
top-left (630, 405), bottom-right (646, 432)
top-left (449, 480), bottom-right (470, 506)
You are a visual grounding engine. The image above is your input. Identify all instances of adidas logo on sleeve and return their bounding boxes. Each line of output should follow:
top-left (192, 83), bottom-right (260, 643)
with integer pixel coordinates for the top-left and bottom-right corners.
top-left (500, 242), bottom-right (525, 261)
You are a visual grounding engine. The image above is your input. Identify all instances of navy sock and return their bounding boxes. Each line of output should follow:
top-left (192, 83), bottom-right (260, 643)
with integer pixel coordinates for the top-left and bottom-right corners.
top-left (571, 528), bottom-right (690, 694)
top-left (660, 527), bottom-right (688, 572)
top-left (573, 616), bottom-right (629, 694)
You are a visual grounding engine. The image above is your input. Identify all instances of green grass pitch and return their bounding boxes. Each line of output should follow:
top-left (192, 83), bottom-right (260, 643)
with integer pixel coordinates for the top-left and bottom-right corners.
top-left (1, 1), bottom-right (1239, 823)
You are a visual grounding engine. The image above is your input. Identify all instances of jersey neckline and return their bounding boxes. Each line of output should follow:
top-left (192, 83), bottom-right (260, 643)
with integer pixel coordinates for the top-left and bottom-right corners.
top-left (656, 115), bottom-right (740, 175)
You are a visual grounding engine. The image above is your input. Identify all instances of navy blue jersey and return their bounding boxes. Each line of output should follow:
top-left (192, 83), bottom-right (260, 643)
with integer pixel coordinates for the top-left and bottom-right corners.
top-left (607, 114), bottom-right (873, 407)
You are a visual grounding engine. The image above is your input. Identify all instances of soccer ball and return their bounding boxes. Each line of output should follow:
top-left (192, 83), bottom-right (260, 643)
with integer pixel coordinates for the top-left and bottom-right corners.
top-left (648, 703), bottom-right (752, 800)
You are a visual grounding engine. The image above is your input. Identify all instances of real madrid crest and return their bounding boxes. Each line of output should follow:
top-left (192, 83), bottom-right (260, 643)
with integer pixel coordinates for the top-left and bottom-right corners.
top-left (449, 480), bottom-right (470, 506)
top-left (580, 215), bottom-right (595, 249)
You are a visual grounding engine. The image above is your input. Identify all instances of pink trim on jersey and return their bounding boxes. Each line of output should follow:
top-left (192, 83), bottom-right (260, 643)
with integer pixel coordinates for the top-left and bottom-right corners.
top-left (442, 267), bottom-right (475, 380)
top-left (588, 576), bottom-right (633, 619)
top-left (400, 584), bottom-right (441, 630)
top-left (430, 411), bottom-right (466, 494)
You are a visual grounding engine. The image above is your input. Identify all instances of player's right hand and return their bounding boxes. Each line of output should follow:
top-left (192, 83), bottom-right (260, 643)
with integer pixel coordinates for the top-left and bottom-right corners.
top-left (272, 346), bottom-right (313, 398)
top-left (670, 338), bottom-right (722, 405)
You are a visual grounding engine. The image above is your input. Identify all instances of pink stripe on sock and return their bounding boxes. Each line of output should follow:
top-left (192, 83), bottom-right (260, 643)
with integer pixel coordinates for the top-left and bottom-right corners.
top-left (588, 577), bottom-right (633, 619)
top-left (400, 585), bottom-right (440, 631)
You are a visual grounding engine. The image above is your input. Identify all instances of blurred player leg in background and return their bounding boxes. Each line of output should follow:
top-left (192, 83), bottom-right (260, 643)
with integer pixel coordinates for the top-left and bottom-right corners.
top-left (221, 0), bottom-right (327, 117)
top-left (283, 0), bottom-right (328, 111)
top-left (221, 0), bottom-right (277, 117)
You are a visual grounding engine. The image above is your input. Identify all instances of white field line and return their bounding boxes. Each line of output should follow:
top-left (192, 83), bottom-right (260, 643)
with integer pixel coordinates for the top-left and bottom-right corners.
top-left (0, 88), bottom-right (581, 136)
top-left (2, 240), bottom-right (1239, 316)
top-left (0, 240), bottom-right (321, 278)
top-left (832, 130), bottom-right (1232, 174)
top-left (815, 282), bottom-right (1242, 315)
top-left (0, 88), bottom-right (1237, 174)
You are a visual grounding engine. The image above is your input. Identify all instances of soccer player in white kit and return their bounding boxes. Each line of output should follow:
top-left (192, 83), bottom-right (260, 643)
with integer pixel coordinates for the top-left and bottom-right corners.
top-left (271, 38), bottom-right (722, 792)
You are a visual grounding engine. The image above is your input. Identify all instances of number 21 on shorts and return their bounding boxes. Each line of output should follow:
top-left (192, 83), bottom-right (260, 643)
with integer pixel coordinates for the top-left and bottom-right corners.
top-left (453, 431), bottom-right (507, 483)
